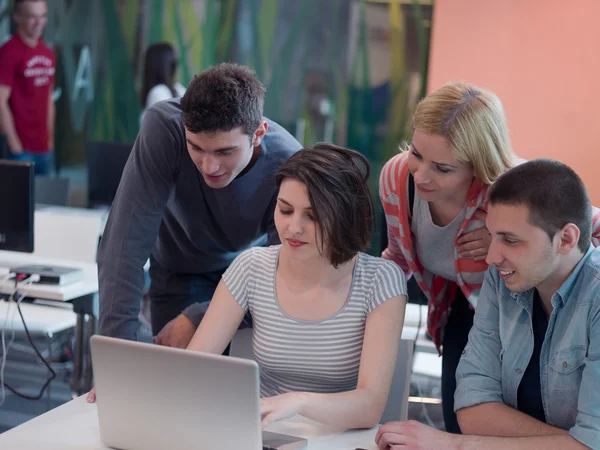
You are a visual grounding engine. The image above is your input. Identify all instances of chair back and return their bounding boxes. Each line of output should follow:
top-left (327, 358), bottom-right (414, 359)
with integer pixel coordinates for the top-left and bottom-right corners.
top-left (35, 176), bottom-right (70, 206)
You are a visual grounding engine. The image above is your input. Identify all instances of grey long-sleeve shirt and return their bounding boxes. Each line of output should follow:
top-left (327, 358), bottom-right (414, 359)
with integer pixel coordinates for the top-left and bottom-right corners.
top-left (97, 99), bottom-right (301, 340)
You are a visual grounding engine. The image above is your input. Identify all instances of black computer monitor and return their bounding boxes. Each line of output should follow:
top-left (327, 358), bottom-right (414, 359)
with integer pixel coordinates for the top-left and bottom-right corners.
top-left (0, 134), bottom-right (8, 159)
top-left (0, 160), bottom-right (34, 252)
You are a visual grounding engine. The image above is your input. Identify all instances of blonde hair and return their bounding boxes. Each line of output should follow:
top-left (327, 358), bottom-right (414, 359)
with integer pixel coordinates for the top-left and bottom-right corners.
top-left (409, 82), bottom-right (514, 185)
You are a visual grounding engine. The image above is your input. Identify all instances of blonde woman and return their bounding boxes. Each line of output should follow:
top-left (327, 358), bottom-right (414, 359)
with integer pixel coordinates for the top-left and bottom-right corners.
top-left (379, 82), bottom-right (517, 433)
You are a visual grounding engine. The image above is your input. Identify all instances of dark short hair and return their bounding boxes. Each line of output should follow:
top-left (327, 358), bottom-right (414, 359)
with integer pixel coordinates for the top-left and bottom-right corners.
top-left (275, 143), bottom-right (375, 268)
top-left (180, 63), bottom-right (265, 136)
top-left (489, 159), bottom-right (592, 252)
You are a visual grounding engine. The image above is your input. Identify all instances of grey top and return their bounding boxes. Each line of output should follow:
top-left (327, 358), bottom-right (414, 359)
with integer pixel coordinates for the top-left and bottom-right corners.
top-left (97, 99), bottom-right (302, 340)
top-left (410, 192), bottom-right (465, 281)
top-left (223, 245), bottom-right (407, 397)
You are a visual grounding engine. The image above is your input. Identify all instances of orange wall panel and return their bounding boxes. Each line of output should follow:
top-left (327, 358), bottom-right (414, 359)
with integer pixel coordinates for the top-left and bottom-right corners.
top-left (427, 0), bottom-right (600, 203)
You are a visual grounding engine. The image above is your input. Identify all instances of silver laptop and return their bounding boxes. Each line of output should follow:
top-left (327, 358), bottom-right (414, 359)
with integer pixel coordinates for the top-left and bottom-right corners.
top-left (90, 335), bottom-right (307, 450)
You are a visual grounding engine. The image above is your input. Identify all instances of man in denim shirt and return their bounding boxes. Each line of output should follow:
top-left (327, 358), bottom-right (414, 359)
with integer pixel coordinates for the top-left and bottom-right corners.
top-left (376, 159), bottom-right (599, 449)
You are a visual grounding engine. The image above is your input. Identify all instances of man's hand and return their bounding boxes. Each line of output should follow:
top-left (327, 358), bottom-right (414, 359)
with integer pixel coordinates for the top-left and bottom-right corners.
top-left (154, 313), bottom-right (196, 348)
top-left (87, 386), bottom-right (96, 403)
top-left (376, 420), bottom-right (460, 450)
top-left (260, 392), bottom-right (308, 428)
top-left (8, 144), bottom-right (23, 155)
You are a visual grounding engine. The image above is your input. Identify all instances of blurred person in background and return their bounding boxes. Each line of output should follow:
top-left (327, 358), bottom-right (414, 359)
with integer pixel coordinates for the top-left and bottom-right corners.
top-left (139, 42), bottom-right (186, 125)
top-left (0, 0), bottom-right (55, 175)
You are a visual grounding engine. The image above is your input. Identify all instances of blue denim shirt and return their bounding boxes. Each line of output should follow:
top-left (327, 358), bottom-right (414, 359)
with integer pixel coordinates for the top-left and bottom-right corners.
top-left (455, 246), bottom-right (600, 449)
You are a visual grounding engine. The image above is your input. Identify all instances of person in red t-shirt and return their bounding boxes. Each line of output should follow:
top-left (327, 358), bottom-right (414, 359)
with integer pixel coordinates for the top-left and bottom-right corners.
top-left (0, 0), bottom-right (55, 175)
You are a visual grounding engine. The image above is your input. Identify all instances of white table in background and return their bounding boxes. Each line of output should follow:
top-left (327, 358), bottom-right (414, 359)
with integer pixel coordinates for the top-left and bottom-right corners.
top-left (0, 396), bottom-right (379, 450)
top-left (34, 204), bottom-right (110, 231)
top-left (0, 251), bottom-right (98, 395)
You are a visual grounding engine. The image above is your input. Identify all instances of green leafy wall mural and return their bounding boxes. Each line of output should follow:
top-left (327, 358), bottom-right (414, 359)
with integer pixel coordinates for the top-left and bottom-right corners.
top-left (0, 0), bottom-right (432, 245)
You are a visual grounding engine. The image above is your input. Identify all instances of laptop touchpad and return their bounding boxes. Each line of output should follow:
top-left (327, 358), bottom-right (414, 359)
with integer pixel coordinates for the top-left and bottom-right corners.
top-left (262, 430), bottom-right (307, 449)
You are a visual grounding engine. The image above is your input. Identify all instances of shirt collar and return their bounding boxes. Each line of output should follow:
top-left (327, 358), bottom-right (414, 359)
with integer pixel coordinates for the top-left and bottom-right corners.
top-left (553, 245), bottom-right (595, 306)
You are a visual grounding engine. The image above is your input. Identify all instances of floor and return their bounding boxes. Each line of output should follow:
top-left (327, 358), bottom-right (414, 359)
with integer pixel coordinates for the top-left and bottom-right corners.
top-left (0, 337), bottom-right (74, 434)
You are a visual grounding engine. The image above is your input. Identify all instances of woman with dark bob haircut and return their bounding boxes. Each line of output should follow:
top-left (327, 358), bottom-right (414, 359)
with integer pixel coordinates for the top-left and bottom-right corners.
top-left (187, 143), bottom-right (407, 430)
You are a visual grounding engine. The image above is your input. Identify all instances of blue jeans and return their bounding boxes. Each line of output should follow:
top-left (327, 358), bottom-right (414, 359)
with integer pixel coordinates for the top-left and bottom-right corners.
top-left (7, 150), bottom-right (55, 175)
top-left (148, 255), bottom-right (253, 342)
top-left (148, 264), bottom-right (224, 336)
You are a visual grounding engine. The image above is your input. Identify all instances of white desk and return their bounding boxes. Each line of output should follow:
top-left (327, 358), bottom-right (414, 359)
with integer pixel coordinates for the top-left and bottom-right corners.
top-left (0, 251), bottom-right (99, 395)
top-left (0, 251), bottom-right (98, 301)
top-left (0, 301), bottom-right (76, 335)
top-left (35, 204), bottom-right (110, 232)
top-left (33, 205), bottom-right (107, 263)
top-left (0, 396), bottom-right (379, 449)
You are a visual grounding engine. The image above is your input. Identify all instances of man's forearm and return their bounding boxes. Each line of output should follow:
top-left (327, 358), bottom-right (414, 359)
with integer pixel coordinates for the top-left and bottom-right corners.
top-left (0, 101), bottom-right (22, 151)
top-left (97, 234), bottom-right (148, 340)
top-left (47, 95), bottom-right (55, 149)
top-left (457, 402), bottom-right (568, 437)
top-left (458, 433), bottom-right (588, 450)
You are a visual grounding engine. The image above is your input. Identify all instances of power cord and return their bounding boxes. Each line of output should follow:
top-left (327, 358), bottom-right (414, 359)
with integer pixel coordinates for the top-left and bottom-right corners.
top-left (411, 301), bottom-right (437, 429)
top-left (415, 377), bottom-right (437, 428)
top-left (0, 274), bottom-right (57, 406)
top-left (410, 301), bottom-right (422, 366)
top-left (0, 272), bottom-right (16, 408)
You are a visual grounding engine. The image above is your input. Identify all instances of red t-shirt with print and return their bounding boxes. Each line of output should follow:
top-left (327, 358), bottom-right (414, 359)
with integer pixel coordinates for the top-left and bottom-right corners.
top-left (0, 33), bottom-right (55, 153)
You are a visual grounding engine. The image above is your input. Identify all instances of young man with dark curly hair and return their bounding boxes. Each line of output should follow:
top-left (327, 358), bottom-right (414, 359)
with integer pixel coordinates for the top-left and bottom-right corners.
top-left (94, 64), bottom-right (301, 369)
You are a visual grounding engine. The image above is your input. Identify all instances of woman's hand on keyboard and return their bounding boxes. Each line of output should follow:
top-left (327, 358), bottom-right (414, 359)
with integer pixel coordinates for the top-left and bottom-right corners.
top-left (260, 392), bottom-right (308, 428)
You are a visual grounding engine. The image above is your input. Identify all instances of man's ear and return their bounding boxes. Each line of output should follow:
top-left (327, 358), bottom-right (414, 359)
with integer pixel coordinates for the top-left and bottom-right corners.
top-left (252, 120), bottom-right (268, 147)
top-left (557, 223), bottom-right (581, 254)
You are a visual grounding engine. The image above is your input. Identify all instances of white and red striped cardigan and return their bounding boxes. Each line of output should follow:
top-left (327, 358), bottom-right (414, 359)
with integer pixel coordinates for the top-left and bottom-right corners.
top-left (379, 151), bottom-right (600, 354)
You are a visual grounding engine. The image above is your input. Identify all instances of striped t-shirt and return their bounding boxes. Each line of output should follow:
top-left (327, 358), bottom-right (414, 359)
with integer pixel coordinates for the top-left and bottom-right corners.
top-left (223, 245), bottom-right (407, 397)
